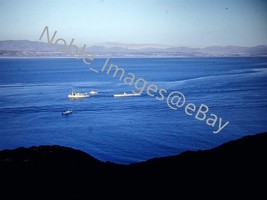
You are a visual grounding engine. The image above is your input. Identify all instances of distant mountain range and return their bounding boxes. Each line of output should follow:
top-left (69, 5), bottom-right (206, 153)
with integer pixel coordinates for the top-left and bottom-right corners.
top-left (0, 40), bottom-right (267, 57)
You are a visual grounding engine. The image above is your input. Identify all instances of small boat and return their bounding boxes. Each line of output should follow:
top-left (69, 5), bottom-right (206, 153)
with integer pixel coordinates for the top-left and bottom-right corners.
top-left (114, 92), bottom-right (141, 97)
top-left (62, 110), bottom-right (72, 115)
top-left (68, 91), bottom-right (89, 98)
top-left (89, 90), bottom-right (98, 95)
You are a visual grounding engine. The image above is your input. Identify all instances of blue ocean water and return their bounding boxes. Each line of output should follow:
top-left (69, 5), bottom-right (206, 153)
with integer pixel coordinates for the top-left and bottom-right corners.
top-left (0, 57), bottom-right (267, 163)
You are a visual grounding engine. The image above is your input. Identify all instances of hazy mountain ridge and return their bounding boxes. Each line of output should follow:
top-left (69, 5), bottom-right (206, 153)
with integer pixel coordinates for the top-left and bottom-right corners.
top-left (0, 40), bottom-right (267, 57)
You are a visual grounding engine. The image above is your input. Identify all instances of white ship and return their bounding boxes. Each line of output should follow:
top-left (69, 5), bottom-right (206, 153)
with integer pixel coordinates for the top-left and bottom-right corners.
top-left (62, 109), bottom-right (72, 115)
top-left (114, 92), bottom-right (141, 97)
top-left (68, 91), bottom-right (89, 98)
top-left (89, 90), bottom-right (98, 95)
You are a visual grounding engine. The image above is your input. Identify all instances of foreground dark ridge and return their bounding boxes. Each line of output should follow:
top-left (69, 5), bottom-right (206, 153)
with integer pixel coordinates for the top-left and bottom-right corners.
top-left (0, 132), bottom-right (267, 199)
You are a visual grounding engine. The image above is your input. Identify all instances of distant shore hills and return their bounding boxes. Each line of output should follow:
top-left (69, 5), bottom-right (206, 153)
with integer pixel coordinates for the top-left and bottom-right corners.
top-left (0, 40), bottom-right (267, 58)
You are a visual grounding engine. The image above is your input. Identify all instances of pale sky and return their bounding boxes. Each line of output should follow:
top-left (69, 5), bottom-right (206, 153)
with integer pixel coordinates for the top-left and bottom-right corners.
top-left (0, 0), bottom-right (267, 47)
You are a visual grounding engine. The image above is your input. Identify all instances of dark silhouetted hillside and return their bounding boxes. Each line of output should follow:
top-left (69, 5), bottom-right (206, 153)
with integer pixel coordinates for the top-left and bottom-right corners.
top-left (0, 132), bottom-right (267, 199)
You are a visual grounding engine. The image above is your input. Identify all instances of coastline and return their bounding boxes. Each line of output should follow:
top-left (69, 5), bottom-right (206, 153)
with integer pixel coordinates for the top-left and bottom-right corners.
top-left (1, 55), bottom-right (267, 59)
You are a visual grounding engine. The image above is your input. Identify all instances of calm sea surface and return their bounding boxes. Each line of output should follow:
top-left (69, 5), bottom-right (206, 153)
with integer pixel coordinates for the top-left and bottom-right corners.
top-left (0, 57), bottom-right (267, 163)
